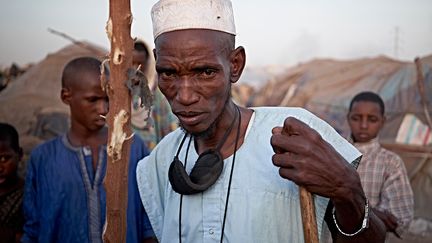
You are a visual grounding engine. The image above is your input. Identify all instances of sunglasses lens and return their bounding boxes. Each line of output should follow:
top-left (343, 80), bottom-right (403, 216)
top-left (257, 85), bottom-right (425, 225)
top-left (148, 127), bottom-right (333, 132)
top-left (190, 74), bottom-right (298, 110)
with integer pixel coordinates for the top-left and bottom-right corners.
top-left (190, 151), bottom-right (223, 184)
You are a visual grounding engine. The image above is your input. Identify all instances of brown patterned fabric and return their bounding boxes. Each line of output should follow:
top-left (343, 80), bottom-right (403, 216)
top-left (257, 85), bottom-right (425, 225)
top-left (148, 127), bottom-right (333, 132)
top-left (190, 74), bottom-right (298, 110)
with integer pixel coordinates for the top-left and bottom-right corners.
top-left (0, 180), bottom-right (24, 242)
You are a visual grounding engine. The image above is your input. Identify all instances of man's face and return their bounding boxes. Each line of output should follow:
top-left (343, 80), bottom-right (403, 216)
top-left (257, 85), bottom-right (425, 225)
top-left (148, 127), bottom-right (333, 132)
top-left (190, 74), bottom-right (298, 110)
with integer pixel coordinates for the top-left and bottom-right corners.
top-left (0, 141), bottom-right (20, 186)
top-left (154, 29), bottom-right (233, 135)
top-left (65, 71), bottom-right (109, 132)
top-left (348, 101), bottom-right (385, 143)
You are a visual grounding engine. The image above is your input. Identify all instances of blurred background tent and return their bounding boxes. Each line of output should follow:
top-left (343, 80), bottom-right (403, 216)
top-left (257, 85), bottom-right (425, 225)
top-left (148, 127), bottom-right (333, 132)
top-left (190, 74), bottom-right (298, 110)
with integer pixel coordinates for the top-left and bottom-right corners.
top-left (0, 41), bottom-right (107, 169)
top-left (249, 54), bottom-right (432, 242)
top-left (253, 55), bottom-right (432, 142)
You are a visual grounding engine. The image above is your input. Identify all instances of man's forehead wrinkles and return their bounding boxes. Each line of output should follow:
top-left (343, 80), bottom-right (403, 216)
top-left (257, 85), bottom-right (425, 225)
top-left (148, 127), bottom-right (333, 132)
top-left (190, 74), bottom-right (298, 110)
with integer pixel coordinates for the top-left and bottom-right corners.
top-left (157, 53), bottom-right (221, 67)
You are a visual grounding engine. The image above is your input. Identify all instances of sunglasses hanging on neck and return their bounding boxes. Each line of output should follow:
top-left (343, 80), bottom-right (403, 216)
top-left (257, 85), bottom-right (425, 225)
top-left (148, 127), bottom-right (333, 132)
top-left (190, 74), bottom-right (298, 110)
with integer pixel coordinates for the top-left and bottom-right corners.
top-left (174, 105), bottom-right (242, 243)
top-left (168, 106), bottom-right (239, 195)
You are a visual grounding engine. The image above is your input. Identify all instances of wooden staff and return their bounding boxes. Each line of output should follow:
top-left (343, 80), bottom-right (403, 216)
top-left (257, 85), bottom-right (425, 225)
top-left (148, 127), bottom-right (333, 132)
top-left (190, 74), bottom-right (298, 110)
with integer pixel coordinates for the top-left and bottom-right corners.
top-left (103, 0), bottom-right (133, 242)
top-left (299, 187), bottom-right (319, 243)
top-left (414, 57), bottom-right (432, 129)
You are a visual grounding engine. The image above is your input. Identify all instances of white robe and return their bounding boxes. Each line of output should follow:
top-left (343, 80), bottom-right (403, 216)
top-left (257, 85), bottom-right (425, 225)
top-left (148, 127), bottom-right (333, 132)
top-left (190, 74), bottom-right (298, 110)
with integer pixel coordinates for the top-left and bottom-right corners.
top-left (137, 107), bottom-right (361, 243)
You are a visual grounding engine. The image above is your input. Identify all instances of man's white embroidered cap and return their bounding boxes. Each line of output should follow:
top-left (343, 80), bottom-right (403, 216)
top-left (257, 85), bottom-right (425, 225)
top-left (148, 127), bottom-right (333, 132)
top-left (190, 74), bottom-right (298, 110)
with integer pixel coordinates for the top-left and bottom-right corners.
top-left (151, 0), bottom-right (236, 40)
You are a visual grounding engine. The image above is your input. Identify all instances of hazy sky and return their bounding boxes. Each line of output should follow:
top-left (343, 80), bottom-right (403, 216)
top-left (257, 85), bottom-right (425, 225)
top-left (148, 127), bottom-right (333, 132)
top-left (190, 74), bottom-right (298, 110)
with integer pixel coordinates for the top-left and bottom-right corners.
top-left (1, 0), bottom-right (431, 67)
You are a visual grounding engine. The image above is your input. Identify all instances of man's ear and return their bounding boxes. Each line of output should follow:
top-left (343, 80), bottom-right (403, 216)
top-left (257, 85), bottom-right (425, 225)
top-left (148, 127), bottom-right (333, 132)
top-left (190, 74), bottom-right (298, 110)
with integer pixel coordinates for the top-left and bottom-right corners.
top-left (229, 46), bottom-right (246, 83)
top-left (61, 87), bottom-right (71, 105)
top-left (153, 48), bottom-right (157, 61)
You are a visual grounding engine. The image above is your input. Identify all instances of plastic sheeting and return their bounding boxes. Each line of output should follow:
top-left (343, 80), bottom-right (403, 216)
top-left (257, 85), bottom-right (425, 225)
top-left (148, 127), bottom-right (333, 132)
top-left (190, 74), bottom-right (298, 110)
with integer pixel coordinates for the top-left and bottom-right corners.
top-left (254, 55), bottom-right (432, 144)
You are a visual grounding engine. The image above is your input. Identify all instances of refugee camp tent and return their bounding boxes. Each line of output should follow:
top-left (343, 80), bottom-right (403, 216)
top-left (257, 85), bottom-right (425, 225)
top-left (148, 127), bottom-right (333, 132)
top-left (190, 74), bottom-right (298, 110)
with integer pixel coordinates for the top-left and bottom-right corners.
top-left (253, 54), bottom-right (432, 242)
top-left (254, 55), bottom-right (432, 142)
top-left (0, 41), bottom-right (107, 161)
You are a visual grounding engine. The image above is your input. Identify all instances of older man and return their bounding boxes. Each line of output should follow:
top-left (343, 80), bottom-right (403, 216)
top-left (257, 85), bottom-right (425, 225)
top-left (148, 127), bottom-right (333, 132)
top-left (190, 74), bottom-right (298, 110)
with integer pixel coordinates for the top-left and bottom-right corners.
top-left (137, 0), bottom-right (386, 242)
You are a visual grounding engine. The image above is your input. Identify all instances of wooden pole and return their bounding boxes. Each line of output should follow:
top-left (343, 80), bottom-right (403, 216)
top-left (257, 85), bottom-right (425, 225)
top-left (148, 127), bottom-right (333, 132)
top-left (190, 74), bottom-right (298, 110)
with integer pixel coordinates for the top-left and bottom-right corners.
top-left (103, 0), bottom-right (133, 242)
top-left (299, 187), bottom-right (319, 243)
top-left (414, 57), bottom-right (432, 129)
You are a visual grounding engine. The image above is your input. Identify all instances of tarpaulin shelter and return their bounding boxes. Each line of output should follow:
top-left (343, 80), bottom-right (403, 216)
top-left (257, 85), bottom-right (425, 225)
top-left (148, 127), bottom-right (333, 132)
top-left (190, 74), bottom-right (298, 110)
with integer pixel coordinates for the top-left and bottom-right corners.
top-left (254, 55), bottom-right (432, 142)
top-left (253, 54), bottom-right (432, 242)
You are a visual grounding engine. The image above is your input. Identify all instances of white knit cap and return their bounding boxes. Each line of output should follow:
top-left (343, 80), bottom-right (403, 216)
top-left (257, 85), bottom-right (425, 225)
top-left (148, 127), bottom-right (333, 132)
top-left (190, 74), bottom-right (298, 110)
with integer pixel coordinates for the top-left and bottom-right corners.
top-left (151, 0), bottom-right (236, 40)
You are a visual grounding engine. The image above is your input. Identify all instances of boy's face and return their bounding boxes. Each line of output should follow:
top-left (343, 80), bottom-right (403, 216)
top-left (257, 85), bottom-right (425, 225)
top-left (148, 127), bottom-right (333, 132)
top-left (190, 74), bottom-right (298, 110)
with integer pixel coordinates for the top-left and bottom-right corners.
top-left (0, 140), bottom-right (21, 186)
top-left (348, 101), bottom-right (385, 143)
top-left (62, 70), bottom-right (109, 132)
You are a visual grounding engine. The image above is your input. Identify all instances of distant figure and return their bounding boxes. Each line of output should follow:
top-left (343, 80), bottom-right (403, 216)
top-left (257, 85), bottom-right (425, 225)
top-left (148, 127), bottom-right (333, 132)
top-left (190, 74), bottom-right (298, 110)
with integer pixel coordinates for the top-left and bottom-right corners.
top-left (22, 57), bottom-right (155, 243)
top-left (347, 92), bottom-right (413, 239)
top-left (8, 63), bottom-right (22, 79)
top-left (131, 40), bottom-right (177, 150)
top-left (0, 123), bottom-right (24, 243)
top-left (0, 72), bottom-right (6, 92)
top-left (0, 63), bottom-right (24, 92)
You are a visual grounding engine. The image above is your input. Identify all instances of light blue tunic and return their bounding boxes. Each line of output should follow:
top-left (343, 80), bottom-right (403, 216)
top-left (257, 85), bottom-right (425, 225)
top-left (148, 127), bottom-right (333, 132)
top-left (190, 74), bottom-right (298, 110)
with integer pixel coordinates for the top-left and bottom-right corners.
top-left (137, 107), bottom-right (361, 243)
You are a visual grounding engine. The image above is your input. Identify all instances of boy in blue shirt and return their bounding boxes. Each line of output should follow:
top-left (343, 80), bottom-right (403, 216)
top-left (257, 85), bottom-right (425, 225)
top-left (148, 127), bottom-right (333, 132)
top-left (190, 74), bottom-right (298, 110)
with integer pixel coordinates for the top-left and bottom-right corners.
top-left (22, 57), bottom-right (155, 243)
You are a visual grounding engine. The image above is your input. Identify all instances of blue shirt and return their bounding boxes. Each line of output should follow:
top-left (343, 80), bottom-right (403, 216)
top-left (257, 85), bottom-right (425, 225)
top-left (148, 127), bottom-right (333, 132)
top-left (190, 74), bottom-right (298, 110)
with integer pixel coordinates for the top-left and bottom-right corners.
top-left (137, 107), bottom-right (361, 243)
top-left (22, 134), bottom-right (154, 243)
